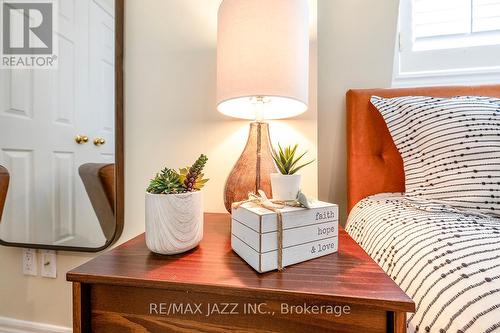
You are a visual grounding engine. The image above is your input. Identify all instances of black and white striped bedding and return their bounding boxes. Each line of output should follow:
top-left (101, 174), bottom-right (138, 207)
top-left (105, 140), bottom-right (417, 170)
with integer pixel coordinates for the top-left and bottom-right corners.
top-left (370, 95), bottom-right (500, 218)
top-left (346, 193), bottom-right (500, 333)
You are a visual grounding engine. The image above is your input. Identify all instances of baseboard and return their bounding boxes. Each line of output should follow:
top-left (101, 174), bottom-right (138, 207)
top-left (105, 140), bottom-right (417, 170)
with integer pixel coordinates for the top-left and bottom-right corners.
top-left (0, 317), bottom-right (71, 333)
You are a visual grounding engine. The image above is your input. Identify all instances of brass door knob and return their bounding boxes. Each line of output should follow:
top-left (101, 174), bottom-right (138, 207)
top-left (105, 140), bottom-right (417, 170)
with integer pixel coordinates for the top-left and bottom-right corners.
top-left (93, 138), bottom-right (106, 146)
top-left (75, 135), bottom-right (89, 144)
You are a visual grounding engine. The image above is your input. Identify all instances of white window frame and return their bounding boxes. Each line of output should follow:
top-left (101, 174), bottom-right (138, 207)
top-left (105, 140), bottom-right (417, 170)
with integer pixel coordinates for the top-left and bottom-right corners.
top-left (393, 0), bottom-right (500, 87)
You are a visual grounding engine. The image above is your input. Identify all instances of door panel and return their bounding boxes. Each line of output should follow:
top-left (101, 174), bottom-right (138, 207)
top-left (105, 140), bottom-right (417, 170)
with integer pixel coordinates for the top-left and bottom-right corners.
top-left (54, 36), bottom-right (76, 125)
top-left (52, 151), bottom-right (75, 243)
top-left (3, 70), bottom-right (33, 119)
top-left (0, 149), bottom-right (34, 243)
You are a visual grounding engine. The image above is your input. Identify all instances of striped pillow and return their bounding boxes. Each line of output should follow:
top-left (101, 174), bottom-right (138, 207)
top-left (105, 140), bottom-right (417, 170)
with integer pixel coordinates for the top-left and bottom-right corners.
top-left (371, 95), bottom-right (500, 217)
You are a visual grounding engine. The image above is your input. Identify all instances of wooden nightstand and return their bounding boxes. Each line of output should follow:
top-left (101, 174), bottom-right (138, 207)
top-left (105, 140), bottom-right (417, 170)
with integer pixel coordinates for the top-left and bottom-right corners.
top-left (67, 213), bottom-right (414, 333)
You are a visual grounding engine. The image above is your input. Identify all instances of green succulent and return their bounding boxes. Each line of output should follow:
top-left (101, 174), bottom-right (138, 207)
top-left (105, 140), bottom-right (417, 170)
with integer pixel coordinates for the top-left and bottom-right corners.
top-left (272, 143), bottom-right (315, 175)
top-left (179, 154), bottom-right (209, 191)
top-left (146, 154), bottom-right (209, 194)
top-left (147, 168), bottom-right (184, 194)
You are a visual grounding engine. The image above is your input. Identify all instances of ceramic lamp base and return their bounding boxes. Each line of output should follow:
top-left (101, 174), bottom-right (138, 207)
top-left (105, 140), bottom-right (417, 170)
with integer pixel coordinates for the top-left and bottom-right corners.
top-left (223, 122), bottom-right (278, 212)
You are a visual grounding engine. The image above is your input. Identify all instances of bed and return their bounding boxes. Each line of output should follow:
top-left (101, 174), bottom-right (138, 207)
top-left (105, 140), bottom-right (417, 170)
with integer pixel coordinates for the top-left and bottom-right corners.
top-left (345, 85), bottom-right (500, 333)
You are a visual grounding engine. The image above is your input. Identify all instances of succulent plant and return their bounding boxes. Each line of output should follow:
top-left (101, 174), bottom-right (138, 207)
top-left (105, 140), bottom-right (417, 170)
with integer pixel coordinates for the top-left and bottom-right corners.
top-left (272, 143), bottom-right (315, 175)
top-left (147, 168), bottom-right (184, 194)
top-left (146, 154), bottom-right (209, 194)
top-left (179, 154), bottom-right (209, 191)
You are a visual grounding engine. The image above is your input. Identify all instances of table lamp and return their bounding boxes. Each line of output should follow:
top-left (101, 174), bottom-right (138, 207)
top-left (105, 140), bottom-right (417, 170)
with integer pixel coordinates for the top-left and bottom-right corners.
top-left (217, 0), bottom-right (309, 212)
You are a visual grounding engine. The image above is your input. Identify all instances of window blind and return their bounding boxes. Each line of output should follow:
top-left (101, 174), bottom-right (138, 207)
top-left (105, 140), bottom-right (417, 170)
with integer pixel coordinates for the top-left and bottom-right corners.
top-left (394, 0), bottom-right (500, 86)
top-left (414, 0), bottom-right (500, 38)
top-left (473, 0), bottom-right (500, 32)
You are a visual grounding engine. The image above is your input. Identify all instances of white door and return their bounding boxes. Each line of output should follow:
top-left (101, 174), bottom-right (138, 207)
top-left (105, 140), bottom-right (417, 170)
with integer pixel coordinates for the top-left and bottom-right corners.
top-left (0, 0), bottom-right (115, 247)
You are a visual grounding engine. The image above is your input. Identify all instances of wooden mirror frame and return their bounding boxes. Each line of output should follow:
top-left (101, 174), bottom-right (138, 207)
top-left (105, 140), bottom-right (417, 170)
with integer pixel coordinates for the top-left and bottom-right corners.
top-left (0, 0), bottom-right (124, 252)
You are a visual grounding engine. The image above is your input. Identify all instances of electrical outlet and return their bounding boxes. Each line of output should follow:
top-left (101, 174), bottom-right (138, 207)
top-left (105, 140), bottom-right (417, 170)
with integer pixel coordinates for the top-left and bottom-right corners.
top-left (22, 248), bottom-right (37, 276)
top-left (41, 250), bottom-right (57, 278)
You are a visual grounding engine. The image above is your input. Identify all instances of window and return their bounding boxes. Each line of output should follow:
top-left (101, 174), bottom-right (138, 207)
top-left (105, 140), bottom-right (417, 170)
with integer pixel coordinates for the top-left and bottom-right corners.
top-left (393, 0), bottom-right (500, 87)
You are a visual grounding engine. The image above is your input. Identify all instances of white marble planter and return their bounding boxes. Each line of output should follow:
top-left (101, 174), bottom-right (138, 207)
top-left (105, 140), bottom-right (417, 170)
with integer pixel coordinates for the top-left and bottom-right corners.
top-left (145, 191), bottom-right (203, 255)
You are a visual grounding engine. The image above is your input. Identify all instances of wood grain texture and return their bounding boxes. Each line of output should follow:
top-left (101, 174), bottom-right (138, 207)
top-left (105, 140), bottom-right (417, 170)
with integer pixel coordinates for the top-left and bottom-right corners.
top-left (89, 284), bottom-right (388, 333)
top-left (73, 282), bottom-right (91, 333)
top-left (0, 165), bottom-right (9, 223)
top-left (145, 192), bottom-right (203, 254)
top-left (390, 311), bottom-right (407, 333)
top-left (68, 213), bottom-right (414, 313)
top-left (224, 122), bottom-right (278, 212)
top-left (113, 0), bottom-right (125, 250)
top-left (69, 213), bottom-right (414, 332)
top-left (73, 283), bottom-right (82, 333)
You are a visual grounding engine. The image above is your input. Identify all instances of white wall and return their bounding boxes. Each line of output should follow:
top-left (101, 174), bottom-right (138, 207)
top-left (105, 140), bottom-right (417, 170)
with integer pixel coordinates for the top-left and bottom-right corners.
top-left (0, 0), bottom-right (317, 328)
top-left (125, 0), bottom-right (318, 217)
top-left (317, 0), bottom-right (400, 222)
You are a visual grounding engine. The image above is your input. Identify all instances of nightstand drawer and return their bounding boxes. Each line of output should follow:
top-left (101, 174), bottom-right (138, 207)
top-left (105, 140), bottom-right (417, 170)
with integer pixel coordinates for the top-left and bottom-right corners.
top-left (88, 284), bottom-right (388, 333)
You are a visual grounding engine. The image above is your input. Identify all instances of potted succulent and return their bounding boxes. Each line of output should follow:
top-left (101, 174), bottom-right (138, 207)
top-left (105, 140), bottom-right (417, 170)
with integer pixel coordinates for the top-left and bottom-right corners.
top-left (270, 144), bottom-right (314, 201)
top-left (145, 154), bottom-right (209, 255)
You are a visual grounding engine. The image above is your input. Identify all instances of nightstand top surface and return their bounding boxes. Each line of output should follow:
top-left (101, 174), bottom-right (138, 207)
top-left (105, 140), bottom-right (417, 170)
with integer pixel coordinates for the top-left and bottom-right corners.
top-left (67, 213), bottom-right (414, 312)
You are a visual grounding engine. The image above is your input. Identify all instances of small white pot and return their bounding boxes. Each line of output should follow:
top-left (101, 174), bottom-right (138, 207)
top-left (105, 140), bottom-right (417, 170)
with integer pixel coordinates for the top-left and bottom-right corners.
top-left (145, 191), bottom-right (203, 255)
top-left (270, 173), bottom-right (302, 201)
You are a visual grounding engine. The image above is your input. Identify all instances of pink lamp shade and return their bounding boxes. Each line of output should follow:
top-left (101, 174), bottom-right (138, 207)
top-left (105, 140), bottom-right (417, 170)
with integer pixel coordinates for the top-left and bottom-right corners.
top-left (216, 0), bottom-right (309, 120)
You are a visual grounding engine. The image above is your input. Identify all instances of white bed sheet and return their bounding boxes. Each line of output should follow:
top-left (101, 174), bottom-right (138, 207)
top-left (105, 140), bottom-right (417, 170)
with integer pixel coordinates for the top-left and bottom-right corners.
top-left (346, 193), bottom-right (500, 333)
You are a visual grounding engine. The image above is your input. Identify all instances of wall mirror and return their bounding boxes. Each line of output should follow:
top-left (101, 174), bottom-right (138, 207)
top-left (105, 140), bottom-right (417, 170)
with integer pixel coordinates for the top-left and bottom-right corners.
top-left (0, 0), bottom-right (123, 251)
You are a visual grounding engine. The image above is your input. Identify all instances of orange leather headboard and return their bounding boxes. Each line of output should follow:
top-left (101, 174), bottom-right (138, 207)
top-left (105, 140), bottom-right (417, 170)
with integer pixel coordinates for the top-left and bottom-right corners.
top-left (346, 84), bottom-right (500, 213)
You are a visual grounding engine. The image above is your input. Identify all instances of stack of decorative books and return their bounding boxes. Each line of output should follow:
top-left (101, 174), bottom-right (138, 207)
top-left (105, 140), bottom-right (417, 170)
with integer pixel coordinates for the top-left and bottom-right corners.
top-left (231, 201), bottom-right (338, 273)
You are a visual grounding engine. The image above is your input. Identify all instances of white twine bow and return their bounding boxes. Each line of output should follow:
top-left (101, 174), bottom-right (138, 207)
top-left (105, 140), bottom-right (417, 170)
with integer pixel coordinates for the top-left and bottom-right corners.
top-left (232, 190), bottom-right (302, 211)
